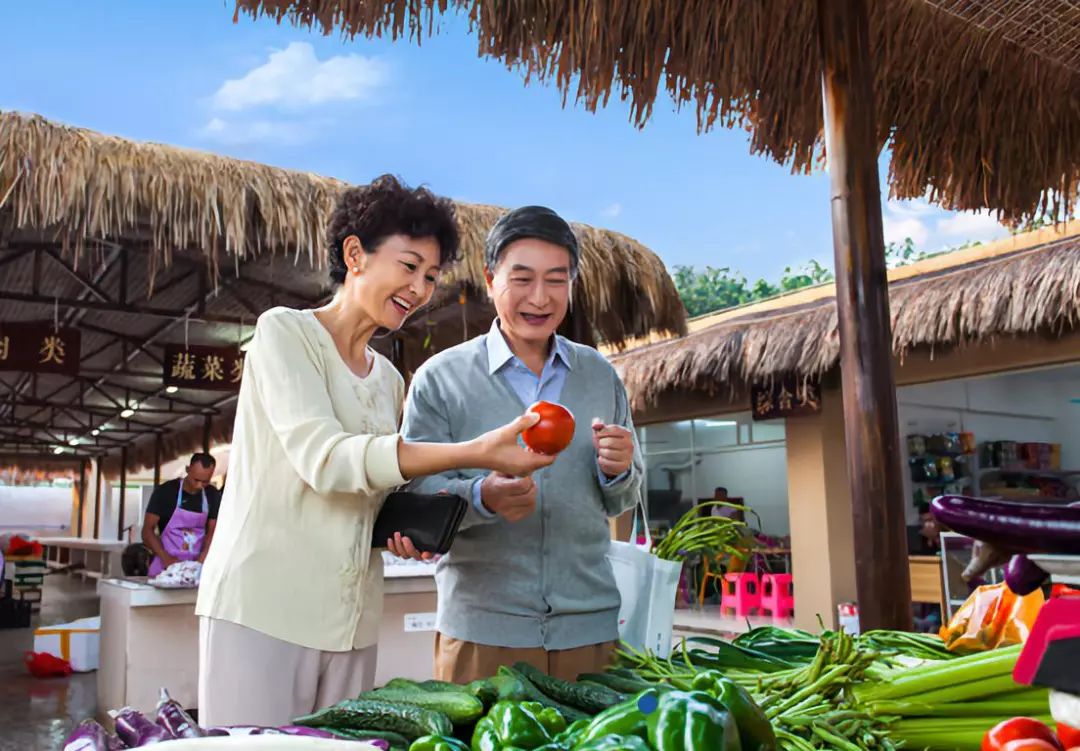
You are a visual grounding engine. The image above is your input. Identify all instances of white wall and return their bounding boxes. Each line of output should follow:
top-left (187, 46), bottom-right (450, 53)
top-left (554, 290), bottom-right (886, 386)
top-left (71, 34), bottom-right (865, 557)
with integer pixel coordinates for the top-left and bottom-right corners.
top-left (692, 445), bottom-right (790, 536)
top-left (0, 485), bottom-right (75, 537)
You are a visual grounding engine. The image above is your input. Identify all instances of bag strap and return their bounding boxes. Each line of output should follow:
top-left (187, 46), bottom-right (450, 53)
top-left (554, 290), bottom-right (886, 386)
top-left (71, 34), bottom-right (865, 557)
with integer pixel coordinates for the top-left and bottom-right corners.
top-left (629, 494), bottom-right (653, 550)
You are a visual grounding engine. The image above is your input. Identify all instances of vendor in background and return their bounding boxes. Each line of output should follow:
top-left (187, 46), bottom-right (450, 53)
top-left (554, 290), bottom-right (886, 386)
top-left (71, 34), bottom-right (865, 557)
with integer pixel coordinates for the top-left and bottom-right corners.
top-left (142, 453), bottom-right (220, 577)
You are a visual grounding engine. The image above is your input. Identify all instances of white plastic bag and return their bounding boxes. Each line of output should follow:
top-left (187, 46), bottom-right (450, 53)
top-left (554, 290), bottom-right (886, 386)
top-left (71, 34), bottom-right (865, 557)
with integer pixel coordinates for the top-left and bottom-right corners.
top-left (607, 500), bottom-right (682, 657)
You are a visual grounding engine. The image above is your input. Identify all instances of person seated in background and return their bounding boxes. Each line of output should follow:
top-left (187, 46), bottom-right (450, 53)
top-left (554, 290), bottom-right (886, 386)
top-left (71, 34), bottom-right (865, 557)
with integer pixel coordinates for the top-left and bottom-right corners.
top-left (142, 452), bottom-right (220, 577)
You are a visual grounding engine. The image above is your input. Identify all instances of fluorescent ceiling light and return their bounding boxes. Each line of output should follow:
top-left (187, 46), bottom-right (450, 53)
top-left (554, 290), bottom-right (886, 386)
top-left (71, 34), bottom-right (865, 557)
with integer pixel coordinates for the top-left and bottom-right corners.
top-left (120, 408), bottom-right (135, 418)
top-left (165, 386), bottom-right (178, 394)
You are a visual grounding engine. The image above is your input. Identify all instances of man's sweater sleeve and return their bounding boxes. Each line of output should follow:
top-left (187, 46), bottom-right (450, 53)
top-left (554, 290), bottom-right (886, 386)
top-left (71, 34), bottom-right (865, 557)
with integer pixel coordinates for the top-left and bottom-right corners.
top-left (400, 366), bottom-right (498, 530)
top-left (598, 367), bottom-right (645, 517)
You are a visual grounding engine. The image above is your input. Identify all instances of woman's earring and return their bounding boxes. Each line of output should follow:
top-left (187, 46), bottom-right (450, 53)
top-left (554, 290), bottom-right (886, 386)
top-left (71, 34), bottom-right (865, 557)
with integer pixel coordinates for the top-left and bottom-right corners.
top-left (352, 267), bottom-right (360, 274)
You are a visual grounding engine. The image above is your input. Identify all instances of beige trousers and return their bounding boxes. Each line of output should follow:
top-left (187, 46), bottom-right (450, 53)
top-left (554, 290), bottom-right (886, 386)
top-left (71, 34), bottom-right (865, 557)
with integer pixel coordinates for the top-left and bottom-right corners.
top-left (198, 617), bottom-right (377, 729)
top-left (434, 632), bottom-right (617, 684)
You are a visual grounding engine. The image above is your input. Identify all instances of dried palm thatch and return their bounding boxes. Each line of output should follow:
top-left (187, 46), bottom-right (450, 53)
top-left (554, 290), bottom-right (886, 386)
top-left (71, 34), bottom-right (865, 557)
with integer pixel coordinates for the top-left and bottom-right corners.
top-left (0, 111), bottom-right (685, 346)
top-left (233, 0), bottom-right (1080, 225)
top-left (611, 231), bottom-right (1080, 409)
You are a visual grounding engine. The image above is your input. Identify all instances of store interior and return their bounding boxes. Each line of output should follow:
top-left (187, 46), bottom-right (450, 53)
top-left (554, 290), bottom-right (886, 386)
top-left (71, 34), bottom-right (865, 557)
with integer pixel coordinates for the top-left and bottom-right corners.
top-left (645, 361), bottom-right (1080, 632)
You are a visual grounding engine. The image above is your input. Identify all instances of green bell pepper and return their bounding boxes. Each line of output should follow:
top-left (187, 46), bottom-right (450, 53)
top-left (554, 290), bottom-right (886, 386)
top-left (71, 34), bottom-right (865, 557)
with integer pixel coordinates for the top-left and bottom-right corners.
top-left (471, 701), bottom-right (560, 751)
top-left (691, 671), bottom-right (776, 751)
top-left (410, 736), bottom-right (471, 751)
top-left (645, 690), bottom-right (741, 751)
top-left (572, 735), bottom-right (652, 751)
top-left (578, 689), bottom-right (662, 743)
top-left (555, 718), bottom-right (590, 747)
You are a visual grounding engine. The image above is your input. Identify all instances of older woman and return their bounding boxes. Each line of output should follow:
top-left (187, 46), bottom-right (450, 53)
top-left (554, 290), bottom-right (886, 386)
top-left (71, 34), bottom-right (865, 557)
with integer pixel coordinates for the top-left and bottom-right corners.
top-left (196, 176), bottom-right (552, 727)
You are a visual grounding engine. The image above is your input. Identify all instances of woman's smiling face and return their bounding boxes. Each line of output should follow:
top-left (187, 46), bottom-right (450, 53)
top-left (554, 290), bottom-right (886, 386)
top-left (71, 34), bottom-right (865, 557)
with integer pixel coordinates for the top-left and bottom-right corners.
top-left (343, 233), bottom-right (442, 331)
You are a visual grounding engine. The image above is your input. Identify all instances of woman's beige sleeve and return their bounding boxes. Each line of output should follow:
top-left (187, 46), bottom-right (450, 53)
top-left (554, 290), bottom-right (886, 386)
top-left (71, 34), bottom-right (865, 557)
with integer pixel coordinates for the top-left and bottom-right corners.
top-left (248, 311), bottom-right (405, 495)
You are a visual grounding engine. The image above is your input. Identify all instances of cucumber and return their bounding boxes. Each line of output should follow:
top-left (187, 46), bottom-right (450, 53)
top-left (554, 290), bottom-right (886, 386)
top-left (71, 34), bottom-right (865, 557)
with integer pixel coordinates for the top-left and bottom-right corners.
top-left (362, 688), bottom-right (484, 724)
top-left (496, 666), bottom-right (588, 721)
top-left (293, 698), bottom-right (452, 740)
top-left (577, 672), bottom-right (655, 694)
top-left (468, 679), bottom-right (499, 708)
top-left (513, 662), bottom-right (625, 713)
top-left (418, 679), bottom-right (474, 693)
top-left (327, 727), bottom-right (411, 750)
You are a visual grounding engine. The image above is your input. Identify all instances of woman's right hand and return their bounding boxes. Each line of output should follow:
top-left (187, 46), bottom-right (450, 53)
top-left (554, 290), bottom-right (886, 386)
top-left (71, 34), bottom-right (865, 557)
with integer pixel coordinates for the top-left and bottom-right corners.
top-left (476, 412), bottom-right (557, 477)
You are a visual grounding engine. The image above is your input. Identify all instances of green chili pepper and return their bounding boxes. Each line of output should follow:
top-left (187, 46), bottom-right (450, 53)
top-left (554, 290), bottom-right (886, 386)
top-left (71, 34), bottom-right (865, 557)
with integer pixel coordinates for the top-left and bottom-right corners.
top-left (409, 736), bottom-right (470, 751)
top-left (645, 690), bottom-right (742, 751)
top-left (579, 689), bottom-right (662, 743)
top-left (572, 734), bottom-right (652, 751)
top-left (691, 671), bottom-right (776, 751)
top-left (471, 701), bottom-right (558, 750)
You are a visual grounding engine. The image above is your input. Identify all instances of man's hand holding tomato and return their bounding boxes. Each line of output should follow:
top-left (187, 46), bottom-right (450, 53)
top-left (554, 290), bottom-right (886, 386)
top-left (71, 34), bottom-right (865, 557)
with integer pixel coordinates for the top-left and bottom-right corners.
top-left (592, 418), bottom-right (634, 479)
top-left (480, 473), bottom-right (538, 522)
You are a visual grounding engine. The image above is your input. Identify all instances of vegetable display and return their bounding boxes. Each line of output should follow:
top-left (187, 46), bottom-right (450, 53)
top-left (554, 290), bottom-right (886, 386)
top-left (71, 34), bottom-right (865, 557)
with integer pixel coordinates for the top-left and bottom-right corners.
top-left (65, 626), bottom-right (1061, 751)
top-left (522, 401), bottom-right (575, 455)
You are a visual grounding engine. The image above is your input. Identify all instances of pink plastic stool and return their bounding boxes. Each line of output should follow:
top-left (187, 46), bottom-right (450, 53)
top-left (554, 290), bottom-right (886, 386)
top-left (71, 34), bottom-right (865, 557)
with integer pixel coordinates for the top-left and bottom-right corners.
top-left (760, 573), bottom-right (794, 620)
top-left (720, 572), bottom-right (761, 618)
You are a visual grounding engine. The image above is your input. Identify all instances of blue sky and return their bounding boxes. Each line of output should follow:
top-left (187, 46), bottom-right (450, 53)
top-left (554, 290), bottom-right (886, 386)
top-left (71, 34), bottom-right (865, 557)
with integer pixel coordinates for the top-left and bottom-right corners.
top-left (1, 1), bottom-right (1010, 282)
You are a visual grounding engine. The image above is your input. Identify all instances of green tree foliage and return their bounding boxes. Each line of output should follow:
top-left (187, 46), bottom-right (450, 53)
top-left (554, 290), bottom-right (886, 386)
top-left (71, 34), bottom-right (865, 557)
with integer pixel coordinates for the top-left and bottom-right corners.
top-left (673, 237), bottom-right (977, 317)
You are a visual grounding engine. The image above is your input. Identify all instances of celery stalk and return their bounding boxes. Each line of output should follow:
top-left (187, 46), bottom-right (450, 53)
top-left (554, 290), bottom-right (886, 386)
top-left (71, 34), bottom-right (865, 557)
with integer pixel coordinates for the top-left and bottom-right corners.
top-left (853, 646), bottom-right (1020, 703)
top-left (868, 693), bottom-right (1049, 718)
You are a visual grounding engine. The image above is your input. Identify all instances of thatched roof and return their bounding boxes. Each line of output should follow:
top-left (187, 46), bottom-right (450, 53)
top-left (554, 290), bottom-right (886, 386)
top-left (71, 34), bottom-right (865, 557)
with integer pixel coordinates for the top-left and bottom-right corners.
top-left (233, 0), bottom-right (1080, 226)
top-left (610, 223), bottom-right (1080, 409)
top-left (0, 111), bottom-right (684, 346)
top-left (0, 111), bottom-right (685, 473)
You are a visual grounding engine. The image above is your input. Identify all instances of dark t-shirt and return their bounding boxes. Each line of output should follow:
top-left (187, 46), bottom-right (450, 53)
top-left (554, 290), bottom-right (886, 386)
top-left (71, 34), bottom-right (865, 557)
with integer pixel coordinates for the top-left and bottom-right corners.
top-left (145, 478), bottom-right (221, 534)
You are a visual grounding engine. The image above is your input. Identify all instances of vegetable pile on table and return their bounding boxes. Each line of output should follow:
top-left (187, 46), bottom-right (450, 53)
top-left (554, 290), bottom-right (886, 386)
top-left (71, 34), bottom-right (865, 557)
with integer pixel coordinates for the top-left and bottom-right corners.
top-left (66, 626), bottom-right (1060, 750)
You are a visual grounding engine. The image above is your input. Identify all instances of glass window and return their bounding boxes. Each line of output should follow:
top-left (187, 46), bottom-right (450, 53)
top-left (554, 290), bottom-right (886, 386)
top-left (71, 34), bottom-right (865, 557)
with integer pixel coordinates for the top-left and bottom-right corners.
top-left (639, 420), bottom-right (692, 454)
top-left (693, 418), bottom-right (739, 450)
top-left (751, 419), bottom-right (786, 443)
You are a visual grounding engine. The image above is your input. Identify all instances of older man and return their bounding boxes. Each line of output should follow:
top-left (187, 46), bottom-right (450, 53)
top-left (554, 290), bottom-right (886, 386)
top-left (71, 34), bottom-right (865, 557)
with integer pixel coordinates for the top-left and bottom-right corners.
top-left (401, 206), bottom-right (643, 682)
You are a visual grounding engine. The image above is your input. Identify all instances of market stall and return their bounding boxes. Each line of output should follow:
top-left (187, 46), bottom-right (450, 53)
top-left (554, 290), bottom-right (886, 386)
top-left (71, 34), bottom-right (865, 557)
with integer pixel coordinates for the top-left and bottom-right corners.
top-left (97, 559), bottom-right (441, 717)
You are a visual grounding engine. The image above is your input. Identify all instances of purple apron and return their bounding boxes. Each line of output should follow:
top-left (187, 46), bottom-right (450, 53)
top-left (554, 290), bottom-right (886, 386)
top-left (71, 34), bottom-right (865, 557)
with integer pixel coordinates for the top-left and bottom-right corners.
top-left (147, 483), bottom-right (209, 577)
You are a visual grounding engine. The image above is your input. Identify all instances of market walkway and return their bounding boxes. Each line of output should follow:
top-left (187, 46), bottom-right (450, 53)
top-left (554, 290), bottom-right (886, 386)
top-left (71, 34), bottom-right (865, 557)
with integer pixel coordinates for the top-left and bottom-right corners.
top-left (0, 575), bottom-right (99, 751)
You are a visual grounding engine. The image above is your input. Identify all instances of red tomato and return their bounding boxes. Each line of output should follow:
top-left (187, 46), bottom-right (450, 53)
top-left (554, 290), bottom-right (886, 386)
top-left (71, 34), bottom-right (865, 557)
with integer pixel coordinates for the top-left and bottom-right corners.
top-left (1059, 723), bottom-right (1080, 748)
top-left (522, 401), bottom-right (575, 455)
top-left (983, 718), bottom-right (1062, 751)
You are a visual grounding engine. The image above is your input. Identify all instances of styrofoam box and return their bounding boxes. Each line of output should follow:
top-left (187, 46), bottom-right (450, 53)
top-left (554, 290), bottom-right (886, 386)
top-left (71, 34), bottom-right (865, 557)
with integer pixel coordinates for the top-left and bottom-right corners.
top-left (33, 616), bottom-right (100, 672)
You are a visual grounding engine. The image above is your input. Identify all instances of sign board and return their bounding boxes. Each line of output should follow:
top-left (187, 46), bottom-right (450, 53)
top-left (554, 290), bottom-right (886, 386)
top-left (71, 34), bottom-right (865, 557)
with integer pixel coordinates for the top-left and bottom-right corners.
top-left (0, 322), bottom-right (81, 376)
top-left (162, 345), bottom-right (244, 391)
top-left (751, 376), bottom-right (821, 421)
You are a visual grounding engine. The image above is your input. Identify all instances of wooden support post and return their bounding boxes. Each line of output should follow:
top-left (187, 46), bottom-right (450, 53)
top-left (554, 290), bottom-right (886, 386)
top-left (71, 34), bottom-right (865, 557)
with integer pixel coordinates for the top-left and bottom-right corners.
top-left (153, 433), bottom-right (162, 488)
top-left (117, 447), bottom-right (128, 541)
top-left (816, 0), bottom-right (912, 630)
top-left (202, 415), bottom-right (212, 453)
top-left (77, 458), bottom-right (87, 537)
top-left (93, 457), bottom-right (103, 539)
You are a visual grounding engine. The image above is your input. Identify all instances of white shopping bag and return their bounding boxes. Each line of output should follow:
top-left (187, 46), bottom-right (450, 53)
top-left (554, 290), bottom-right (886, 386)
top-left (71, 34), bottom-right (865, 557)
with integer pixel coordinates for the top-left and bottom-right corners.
top-left (607, 500), bottom-right (683, 657)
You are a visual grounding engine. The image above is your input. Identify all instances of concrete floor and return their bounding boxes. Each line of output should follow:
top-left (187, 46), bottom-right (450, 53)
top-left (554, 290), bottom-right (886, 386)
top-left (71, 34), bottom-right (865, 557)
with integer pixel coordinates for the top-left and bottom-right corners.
top-left (0, 575), bottom-right (101, 751)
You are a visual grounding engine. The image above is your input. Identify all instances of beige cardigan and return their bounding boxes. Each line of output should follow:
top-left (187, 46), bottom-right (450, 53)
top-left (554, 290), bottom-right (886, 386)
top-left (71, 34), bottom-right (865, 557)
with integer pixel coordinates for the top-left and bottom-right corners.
top-left (196, 307), bottom-right (405, 652)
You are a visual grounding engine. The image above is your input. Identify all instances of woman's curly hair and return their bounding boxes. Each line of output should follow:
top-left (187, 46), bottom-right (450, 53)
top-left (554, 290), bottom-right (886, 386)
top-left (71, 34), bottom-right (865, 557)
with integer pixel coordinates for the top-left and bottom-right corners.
top-left (326, 174), bottom-right (461, 285)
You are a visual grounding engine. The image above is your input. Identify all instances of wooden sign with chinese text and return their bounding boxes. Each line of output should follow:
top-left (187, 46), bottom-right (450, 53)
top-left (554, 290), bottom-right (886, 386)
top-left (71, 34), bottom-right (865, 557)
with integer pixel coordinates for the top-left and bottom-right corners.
top-left (0, 322), bottom-right (81, 376)
top-left (751, 377), bottom-right (821, 421)
top-left (162, 345), bottom-right (244, 391)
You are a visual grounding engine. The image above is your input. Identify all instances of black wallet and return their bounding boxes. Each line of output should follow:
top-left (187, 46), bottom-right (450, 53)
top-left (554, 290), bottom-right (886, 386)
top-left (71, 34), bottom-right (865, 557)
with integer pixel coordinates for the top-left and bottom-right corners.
top-left (371, 491), bottom-right (468, 555)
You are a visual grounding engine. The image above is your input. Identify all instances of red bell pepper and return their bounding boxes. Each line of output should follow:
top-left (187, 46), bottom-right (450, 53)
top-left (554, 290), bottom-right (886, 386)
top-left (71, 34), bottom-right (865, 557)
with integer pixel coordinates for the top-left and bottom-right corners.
top-left (982, 718), bottom-right (1062, 751)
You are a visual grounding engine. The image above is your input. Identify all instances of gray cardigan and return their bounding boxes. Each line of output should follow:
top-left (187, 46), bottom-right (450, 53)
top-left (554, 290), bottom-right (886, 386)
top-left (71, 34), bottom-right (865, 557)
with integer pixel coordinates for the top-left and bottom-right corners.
top-left (400, 334), bottom-right (644, 650)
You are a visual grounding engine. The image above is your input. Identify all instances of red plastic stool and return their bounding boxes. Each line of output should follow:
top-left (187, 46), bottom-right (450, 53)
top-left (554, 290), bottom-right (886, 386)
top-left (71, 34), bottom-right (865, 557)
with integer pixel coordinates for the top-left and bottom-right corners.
top-left (720, 572), bottom-right (761, 618)
top-left (760, 573), bottom-right (794, 620)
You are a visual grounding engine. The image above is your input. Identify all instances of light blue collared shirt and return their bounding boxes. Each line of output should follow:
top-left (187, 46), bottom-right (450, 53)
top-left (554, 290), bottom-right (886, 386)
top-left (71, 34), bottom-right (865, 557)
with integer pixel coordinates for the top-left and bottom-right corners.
top-left (472, 320), bottom-right (627, 518)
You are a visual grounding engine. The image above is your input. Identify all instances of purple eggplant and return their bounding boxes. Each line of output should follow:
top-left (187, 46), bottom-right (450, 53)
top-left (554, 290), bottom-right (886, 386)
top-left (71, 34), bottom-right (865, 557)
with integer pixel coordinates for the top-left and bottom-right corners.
top-left (63, 720), bottom-right (124, 751)
top-left (1005, 554), bottom-right (1049, 595)
top-left (930, 495), bottom-right (1080, 554)
top-left (155, 687), bottom-right (205, 739)
top-left (109, 707), bottom-right (171, 746)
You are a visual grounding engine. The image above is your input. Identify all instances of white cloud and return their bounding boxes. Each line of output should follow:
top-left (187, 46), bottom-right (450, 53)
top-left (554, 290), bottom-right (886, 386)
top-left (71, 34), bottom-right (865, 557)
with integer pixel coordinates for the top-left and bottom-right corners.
top-left (198, 116), bottom-right (316, 146)
top-left (212, 42), bottom-right (389, 112)
top-left (600, 202), bottom-right (623, 219)
top-left (936, 210), bottom-right (1006, 242)
top-left (882, 201), bottom-right (932, 247)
